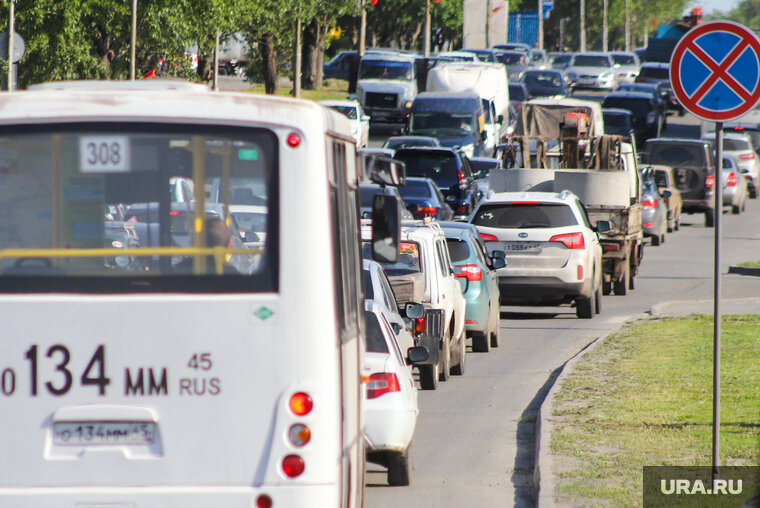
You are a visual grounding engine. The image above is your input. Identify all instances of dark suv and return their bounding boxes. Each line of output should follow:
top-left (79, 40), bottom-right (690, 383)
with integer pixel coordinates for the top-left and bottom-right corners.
top-left (602, 91), bottom-right (664, 145)
top-left (644, 138), bottom-right (716, 226)
top-left (393, 147), bottom-right (479, 217)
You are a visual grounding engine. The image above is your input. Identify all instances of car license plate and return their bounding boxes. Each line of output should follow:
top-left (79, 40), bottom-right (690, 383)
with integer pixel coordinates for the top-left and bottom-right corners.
top-left (504, 241), bottom-right (542, 253)
top-left (53, 422), bottom-right (157, 446)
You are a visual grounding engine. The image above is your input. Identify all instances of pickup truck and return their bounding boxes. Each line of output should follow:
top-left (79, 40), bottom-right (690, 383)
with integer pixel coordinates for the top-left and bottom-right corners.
top-left (490, 134), bottom-right (644, 295)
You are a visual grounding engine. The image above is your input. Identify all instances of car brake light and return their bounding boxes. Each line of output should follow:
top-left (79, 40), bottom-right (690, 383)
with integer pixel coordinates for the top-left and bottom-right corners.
top-left (577, 265), bottom-right (583, 281)
top-left (740, 153), bottom-right (755, 160)
top-left (644, 222), bottom-right (654, 227)
top-left (415, 316), bottom-right (426, 334)
top-left (706, 175), bottom-right (715, 188)
top-left (510, 201), bottom-right (538, 205)
top-left (289, 392), bottom-right (313, 416)
top-left (416, 206), bottom-right (437, 215)
top-left (455, 264), bottom-right (483, 282)
top-left (647, 112), bottom-right (655, 123)
top-left (727, 172), bottom-right (738, 187)
top-left (457, 205), bottom-right (468, 212)
top-left (549, 232), bottom-right (585, 249)
top-left (480, 233), bottom-right (498, 241)
top-left (169, 210), bottom-right (180, 216)
top-left (366, 373), bottom-right (401, 399)
top-left (642, 199), bottom-right (658, 208)
top-left (457, 169), bottom-right (465, 181)
top-left (282, 454), bottom-right (305, 478)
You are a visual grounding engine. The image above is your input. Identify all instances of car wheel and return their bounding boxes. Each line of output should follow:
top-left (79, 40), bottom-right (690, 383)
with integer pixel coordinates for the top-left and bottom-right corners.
top-left (472, 331), bottom-right (489, 353)
top-left (387, 444), bottom-right (412, 486)
top-left (602, 279), bottom-right (612, 295)
top-left (594, 284), bottom-right (602, 314)
top-left (742, 198), bottom-right (747, 212)
top-left (705, 210), bottom-right (715, 227)
top-left (614, 260), bottom-right (629, 295)
top-left (732, 203), bottom-right (741, 215)
top-left (490, 324), bottom-right (500, 348)
top-left (439, 331), bottom-right (450, 382)
top-left (576, 293), bottom-right (594, 319)
top-left (750, 187), bottom-right (757, 199)
top-left (651, 234), bottom-right (661, 246)
top-left (674, 214), bottom-right (680, 231)
top-left (451, 334), bottom-right (466, 375)
top-left (418, 362), bottom-right (439, 390)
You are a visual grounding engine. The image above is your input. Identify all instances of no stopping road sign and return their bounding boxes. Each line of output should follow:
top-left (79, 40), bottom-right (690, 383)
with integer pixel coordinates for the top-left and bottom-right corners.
top-left (670, 21), bottom-right (760, 121)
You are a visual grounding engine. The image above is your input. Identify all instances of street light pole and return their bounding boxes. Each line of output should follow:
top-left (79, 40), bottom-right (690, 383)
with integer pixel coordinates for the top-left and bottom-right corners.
top-left (625, 0), bottom-right (631, 51)
top-left (423, 0), bottom-right (431, 57)
top-left (579, 0), bottom-right (586, 52)
top-left (537, 0), bottom-right (543, 50)
top-left (602, 0), bottom-right (608, 52)
top-left (130, 0), bottom-right (137, 80)
top-left (8, 0), bottom-right (14, 91)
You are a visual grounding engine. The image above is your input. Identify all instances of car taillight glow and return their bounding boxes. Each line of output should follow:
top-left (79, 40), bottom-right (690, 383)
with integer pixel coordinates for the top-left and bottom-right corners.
top-left (642, 198), bottom-right (658, 208)
top-left (366, 373), bottom-right (401, 399)
top-left (480, 233), bottom-right (498, 241)
top-left (282, 455), bottom-right (305, 478)
top-left (289, 392), bottom-right (313, 416)
top-left (727, 172), bottom-right (738, 187)
top-left (288, 424), bottom-right (311, 447)
top-left (416, 206), bottom-right (437, 215)
top-left (415, 316), bottom-right (426, 334)
top-left (454, 264), bottom-right (483, 281)
top-left (549, 232), bottom-right (585, 249)
top-left (740, 153), bottom-right (755, 160)
top-left (457, 169), bottom-right (465, 181)
top-left (644, 222), bottom-right (654, 227)
top-left (457, 205), bottom-right (468, 212)
top-left (577, 265), bottom-right (583, 281)
top-left (646, 112), bottom-right (655, 123)
top-left (286, 132), bottom-right (301, 148)
top-left (706, 175), bottom-right (715, 188)
top-left (510, 201), bottom-right (538, 205)
top-left (256, 494), bottom-right (273, 508)
top-left (169, 210), bottom-right (180, 216)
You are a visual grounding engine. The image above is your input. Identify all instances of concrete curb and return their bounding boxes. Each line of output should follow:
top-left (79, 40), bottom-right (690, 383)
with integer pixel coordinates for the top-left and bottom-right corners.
top-left (728, 265), bottom-right (760, 277)
top-left (533, 298), bottom-right (760, 506)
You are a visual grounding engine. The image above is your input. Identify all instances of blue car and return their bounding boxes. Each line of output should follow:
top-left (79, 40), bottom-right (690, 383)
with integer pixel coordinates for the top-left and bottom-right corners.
top-left (439, 222), bottom-right (505, 353)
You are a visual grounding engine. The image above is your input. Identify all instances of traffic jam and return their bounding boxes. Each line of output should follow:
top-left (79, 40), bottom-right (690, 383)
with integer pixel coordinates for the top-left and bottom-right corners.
top-left (0, 12), bottom-right (759, 508)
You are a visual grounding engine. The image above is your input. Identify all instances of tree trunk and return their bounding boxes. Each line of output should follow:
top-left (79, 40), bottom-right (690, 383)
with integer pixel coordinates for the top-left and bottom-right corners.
top-left (315, 14), bottom-right (328, 88)
top-left (197, 56), bottom-right (213, 82)
top-left (261, 32), bottom-right (278, 94)
top-left (302, 18), bottom-right (319, 90)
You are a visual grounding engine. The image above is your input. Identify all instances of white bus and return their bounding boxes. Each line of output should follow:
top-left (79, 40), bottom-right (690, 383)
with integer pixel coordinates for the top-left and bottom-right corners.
top-left (0, 81), bottom-right (398, 507)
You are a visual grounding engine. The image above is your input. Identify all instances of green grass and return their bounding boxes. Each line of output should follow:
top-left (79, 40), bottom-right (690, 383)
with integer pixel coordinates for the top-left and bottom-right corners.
top-left (549, 315), bottom-right (760, 507)
top-left (245, 79), bottom-right (350, 102)
top-left (738, 261), bottom-right (760, 268)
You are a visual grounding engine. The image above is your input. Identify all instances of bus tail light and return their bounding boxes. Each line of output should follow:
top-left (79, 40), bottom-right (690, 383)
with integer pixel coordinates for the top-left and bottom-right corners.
top-left (289, 392), bottom-right (313, 416)
top-left (727, 172), bottom-right (738, 187)
top-left (282, 455), bottom-right (305, 478)
top-left (288, 424), bottom-right (311, 447)
top-left (286, 133), bottom-right (301, 148)
top-left (480, 233), bottom-right (498, 242)
top-left (415, 316), bottom-right (426, 334)
top-left (550, 232), bottom-right (585, 249)
top-left (366, 373), bottom-right (400, 399)
top-left (455, 264), bottom-right (483, 282)
top-left (256, 494), bottom-right (273, 508)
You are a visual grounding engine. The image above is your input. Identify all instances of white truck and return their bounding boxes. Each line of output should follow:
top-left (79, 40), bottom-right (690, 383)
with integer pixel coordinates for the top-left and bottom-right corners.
top-left (490, 134), bottom-right (644, 295)
top-left (356, 51), bottom-right (418, 125)
top-left (425, 61), bottom-right (510, 155)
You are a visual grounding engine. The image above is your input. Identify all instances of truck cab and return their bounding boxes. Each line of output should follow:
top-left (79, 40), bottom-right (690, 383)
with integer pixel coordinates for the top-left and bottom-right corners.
top-left (356, 51), bottom-right (418, 125)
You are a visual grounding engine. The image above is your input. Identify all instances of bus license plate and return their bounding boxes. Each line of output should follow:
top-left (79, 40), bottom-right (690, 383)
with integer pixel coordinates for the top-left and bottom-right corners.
top-left (504, 242), bottom-right (542, 253)
top-left (53, 422), bottom-right (157, 446)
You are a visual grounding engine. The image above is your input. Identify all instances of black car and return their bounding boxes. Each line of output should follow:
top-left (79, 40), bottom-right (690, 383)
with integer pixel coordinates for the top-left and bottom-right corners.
top-left (602, 91), bottom-right (664, 145)
top-left (494, 50), bottom-right (530, 81)
top-left (393, 147), bottom-right (480, 217)
top-left (382, 135), bottom-right (441, 151)
top-left (616, 82), bottom-right (669, 119)
top-left (602, 108), bottom-right (636, 141)
top-left (644, 138), bottom-right (716, 227)
top-left (521, 69), bottom-right (570, 98)
top-left (508, 82), bottom-right (530, 118)
top-left (397, 177), bottom-right (454, 220)
top-left (636, 62), bottom-right (683, 115)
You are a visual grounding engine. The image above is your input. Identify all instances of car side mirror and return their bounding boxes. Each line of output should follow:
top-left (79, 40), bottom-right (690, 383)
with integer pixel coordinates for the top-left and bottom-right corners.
top-left (594, 220), bottom-right (612, 233)
top-left (371, 195), bottom-right (401, 263)
top-left (661, 189), bottom-right (672, 198)
top-left (497, 114), bottom-right (504, 124)
top-left (481, 130), bottom-right (488, 142)
top-left (406, 346), bottom-right (430, 365)
top-left (490, 250), bottom-right (507, 269)
top-left (405, 303), bottom-right (424, 319)
top-left (391, 323), bottom-right (401, 335)
top-left (445, 194), bottom-right (457, 204)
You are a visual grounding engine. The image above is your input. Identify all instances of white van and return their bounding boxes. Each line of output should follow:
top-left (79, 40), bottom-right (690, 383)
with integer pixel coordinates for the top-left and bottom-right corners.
top-left (0, 80), bottom-right (401, 507)
top-left (426, 61), bottom-right (510, 154)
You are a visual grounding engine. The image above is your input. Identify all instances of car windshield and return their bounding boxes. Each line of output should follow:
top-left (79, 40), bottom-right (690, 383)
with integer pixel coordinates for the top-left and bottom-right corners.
top-left (640, 66), bottom-right (669, 79)
top-left (446, 238), bottom-right (471, 263)
top-left (0, 124), bottom-right (276, 291)
top-left (722, 138), bottom-right (750, 151)
top-left (327, 105), bottom-right (358, 120)
top-left (573, 55), bottom-right (611, 67)
top-left (362, 241), bottom-right (422, 276)
top-left (410, 113), bottom-right (476, 136)
top-left (394, 151), bottom-right (459, 187)
top-left (231, 211), bottom-right (267, 233)
top-left (472, 203), bottom-right (578, 228)
top-left (384, 137), bottom-right (436, 149)
top-left (398, 180), bottom-right (434, 199)
top-left (551, 54), bottom-right (572, 65)
top-left (365, 311), bottom-right (389, 353)
top-left (498, 53), bottom-right (525, 65)
top-left (603, 113), bottom-right (632, 133)
top-left (524, 73), bottom-right (563, 90)
top-left (612, 54), bottom-right (636, 65)
top-left (359, 60), bottom-right (412, 80)
top-left (602, 98), bottom-right (653, 116)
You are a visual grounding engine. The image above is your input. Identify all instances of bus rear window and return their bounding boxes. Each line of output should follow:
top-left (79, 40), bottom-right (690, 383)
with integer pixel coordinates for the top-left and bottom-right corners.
top-left (0, 123), bottom-right (278, 293)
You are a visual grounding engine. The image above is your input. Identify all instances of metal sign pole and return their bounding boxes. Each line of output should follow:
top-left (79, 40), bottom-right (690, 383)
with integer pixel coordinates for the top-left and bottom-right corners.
top-left (713, 122), bottom-right (723, 483)
top-left (8, 0), bottom-right (14, 92)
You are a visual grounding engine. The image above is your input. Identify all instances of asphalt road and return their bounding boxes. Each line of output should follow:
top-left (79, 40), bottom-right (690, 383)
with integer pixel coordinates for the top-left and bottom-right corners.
top-left (364, 108), bottom-right (760, 508)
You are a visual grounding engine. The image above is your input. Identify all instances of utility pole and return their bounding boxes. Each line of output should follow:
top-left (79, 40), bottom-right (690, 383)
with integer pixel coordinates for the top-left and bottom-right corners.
top-left (8, 0), bottom-right (14, 91)
top-left (131, 0), bottom-right (137, 80)
top-left (579, 0), bottom-right (586, 52)
top-left (294, 18), bottom-right (302, 98)
top-left (537, 0), bottom-right (543, 50)
top-left (602, 0), bottom-right (608, 52)
top-left (213, 32), bottom-right (220, 91)
top-left (359, 0), bottom-right (366, 56)
top-left (423, 0), bottom-right (431, 57)
top-left (625, 0), bottom-right (631, 51)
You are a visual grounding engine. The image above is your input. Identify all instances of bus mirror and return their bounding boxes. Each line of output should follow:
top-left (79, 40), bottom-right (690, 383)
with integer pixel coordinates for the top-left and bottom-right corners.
top-left (368, 156), bottom-right (406, 186)
top-left (371, 194), bottom-right (400, 264)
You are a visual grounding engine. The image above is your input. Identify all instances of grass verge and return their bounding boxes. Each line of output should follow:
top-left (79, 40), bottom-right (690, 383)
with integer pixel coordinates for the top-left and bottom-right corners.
top-left (738, 261), bottom-right (760, 268)
top-left (245, 79), bottom-right (350, 102)
top-left (549, 315), bottom-right (760, 507)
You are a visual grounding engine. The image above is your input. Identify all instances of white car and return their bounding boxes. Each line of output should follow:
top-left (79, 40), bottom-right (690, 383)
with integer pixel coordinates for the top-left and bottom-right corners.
top-left (721, 154), bottom-right (748, 214)
top-left (363, 300), bottom-right (428, 486)
top-left (470, 190), bottom-right (605, 319)
top-left (229, 204), bottom-right (267, 248)
top-left (610, 52), bottom-right (640, 84)
top-left (565, 52), bottom-right (617, 90)
top-left (719, 132), bottom-right (760, 199)
top-left (319, 100), bottom-right (371, 147)
top-left (363, 259), bottom-right (416, 355)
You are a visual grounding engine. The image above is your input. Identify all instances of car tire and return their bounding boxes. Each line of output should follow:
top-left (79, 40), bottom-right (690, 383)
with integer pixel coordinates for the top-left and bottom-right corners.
top-left (651, 234), bottom-right (661, 246)
top-left (705, 210), bottom-right (715, 227)
top-left (387, 444), bottom-right (412, 486)
top-left (451, 334), bottom-right (465, 375)
top-left (732, 203), bottom-right (741, 215)
top-left (602, 280), bottom-right (612, 296)
top-left (439, 331), bottom-right (450, 382)
top-left (674, 214), bottom-right (680, 231)
top-left (418, 362), bottom-right (439, 390)
top-left (490, 324), bottom-right (500, 348)
top-left (472, 331), bottom-right (489, 353)
top-left (576, 293), bottom-right (594, 319)
top-left (594, 284), bottom-right (602, 314)
top-left (614, 260), bottom-right (629, 296)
